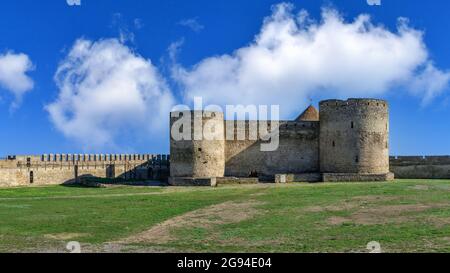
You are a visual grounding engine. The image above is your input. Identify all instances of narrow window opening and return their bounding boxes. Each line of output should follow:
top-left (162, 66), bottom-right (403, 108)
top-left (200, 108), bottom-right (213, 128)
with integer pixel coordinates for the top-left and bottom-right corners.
top-left (249, 170), bottom-right (258, 178)
top-left (355, 156), bottom-right (359, 163)
top-left (332, 141), bottom-right (335, 147)
top-left (351, 122), bottom-right (354, 129)
top-left (29, 171), bottom-right (34, 184)
top-left (74, 165), bottom-right (78, 182)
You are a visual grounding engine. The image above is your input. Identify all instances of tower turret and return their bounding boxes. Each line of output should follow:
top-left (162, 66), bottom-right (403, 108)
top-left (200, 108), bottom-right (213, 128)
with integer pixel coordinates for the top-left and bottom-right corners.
top-left (319, 98), bottom-right (393, 181)
top-left (169, 110), bottom-right (225, 179)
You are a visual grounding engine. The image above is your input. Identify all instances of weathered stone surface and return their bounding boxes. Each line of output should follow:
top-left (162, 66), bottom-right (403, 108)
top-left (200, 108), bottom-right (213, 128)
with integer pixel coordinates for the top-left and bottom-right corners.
top-left (275, 173), bottom-right (322, 183)
top-left (0, 155), bottom-right (169, 187)
top-left (319, 99), bottom-right (390, 175)
top-left (390, 156), bottom-right (450, 179)
top-left (170, 99), bottom-right (393, 183)
top-left (170, 110), bottom-right (225, 178)
top-left (216, 177), bottom-right (258, 185)
top-left (1, 98), bottom-right (403, 187)
top-left (322, 172), bottom-right (395, 182)
top-left (168, 177), bottom-right (217, 187)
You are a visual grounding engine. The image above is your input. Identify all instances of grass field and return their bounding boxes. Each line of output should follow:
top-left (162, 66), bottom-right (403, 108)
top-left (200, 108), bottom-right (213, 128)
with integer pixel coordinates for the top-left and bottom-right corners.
top-left (1, 179), bottom-right (450, 253)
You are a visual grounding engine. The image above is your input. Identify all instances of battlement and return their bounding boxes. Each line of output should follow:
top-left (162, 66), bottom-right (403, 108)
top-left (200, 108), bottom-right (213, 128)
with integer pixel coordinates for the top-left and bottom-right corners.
top-left (0, 153), bottom-right (170, 187)
top-left (390, 156), bottom-right (450, 165)
top-left (0, 154), bottom-right (169, 169)
top-left (224, 120), bottom-right (318, 140)
top-left (0, 98), bottom-right (395, 187)
top-left (389, 156), bottom-right (450, 179)
top-left (319, 98), bottom-right (388, 108)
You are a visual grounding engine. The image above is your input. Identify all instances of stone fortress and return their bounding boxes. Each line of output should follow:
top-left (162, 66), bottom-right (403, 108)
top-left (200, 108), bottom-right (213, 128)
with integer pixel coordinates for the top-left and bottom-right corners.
top-left (1, 98), bottom-right (450, 187)
top-left (169, 98), bottom-right (394, 186)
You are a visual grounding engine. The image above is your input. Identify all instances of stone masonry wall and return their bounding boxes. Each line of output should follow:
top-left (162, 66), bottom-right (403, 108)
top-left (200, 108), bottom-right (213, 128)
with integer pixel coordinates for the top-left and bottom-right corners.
top-left (170, 110), bottom-right (225, 178)
top-left (225, 120), bottom-right (319, 178)
top-left (319, 99), bottom-right (389, 174)
top-left (390, 156), bottom-right (450, 179)
top-left (0, 154), bottom-right (169, 187)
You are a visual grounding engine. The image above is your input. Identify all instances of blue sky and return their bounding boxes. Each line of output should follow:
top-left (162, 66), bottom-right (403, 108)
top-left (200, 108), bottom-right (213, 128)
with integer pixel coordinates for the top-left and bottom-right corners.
top-left (0, 0), bottom-right (449, 156)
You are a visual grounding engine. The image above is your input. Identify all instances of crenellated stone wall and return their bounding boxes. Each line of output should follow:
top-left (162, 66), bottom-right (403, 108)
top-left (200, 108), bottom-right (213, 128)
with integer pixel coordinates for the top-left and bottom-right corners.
top-left (0, 154), bottom-right (169, 187)
top-left (1, 98), bottom-right (405, 187)
top-left (390, 156), bottom-right (450, 179)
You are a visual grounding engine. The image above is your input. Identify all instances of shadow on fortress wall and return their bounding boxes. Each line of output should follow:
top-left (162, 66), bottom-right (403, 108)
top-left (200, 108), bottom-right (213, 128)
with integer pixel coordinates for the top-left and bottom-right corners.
top-left (223, 121), bottom-right (320, 180)
top-left (36, 161), bottom-right (170, 187)
top-left (63, 177), bottom-right (169, 188)
top-left (60, 161), bottom-right (170, 188)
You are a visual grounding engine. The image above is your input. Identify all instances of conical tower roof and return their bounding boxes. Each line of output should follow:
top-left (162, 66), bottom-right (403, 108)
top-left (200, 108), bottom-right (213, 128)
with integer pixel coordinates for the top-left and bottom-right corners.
top-left (295, 105), bottom-right (319, 121)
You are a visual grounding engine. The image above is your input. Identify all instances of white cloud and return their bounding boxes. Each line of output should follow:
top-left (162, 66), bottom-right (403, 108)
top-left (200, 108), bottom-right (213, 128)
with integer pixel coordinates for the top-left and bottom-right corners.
top-left (46, 38), bottom-right (174, 151)
top-left (178, 18), bottom-right (204, 32)
top-left (409, 62), bottom-right (450, 105)
top-left (0, 52), bottom-right (34, 106)
top-left (111, 13), bottom-right (135, 44)
top-left (66, 0), bottom-right (81, 6)
top-left (173, 3), bottom-right (450, 117)
top-left (134, 18), bottom-right (144, 29)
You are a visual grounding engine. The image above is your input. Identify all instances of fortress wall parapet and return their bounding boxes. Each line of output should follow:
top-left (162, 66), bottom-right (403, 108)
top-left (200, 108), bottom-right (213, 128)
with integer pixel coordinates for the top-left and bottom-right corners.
top-left (0, 153), bottom-right (169, 187)
top-left (2, 153), bottom-right (168, 165)
top-left (390, 156), bottom-right (450, 179)
top-left (224, 120), bottom-right (318, 140)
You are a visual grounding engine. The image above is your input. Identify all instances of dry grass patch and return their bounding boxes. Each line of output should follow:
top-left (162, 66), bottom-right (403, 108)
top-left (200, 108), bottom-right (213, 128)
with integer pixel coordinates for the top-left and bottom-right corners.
top-left (44, 233), bottom-right (88, 240)
top-left (305, 195), bottom-right (399, 213)
top-left (327, 204), bottom-right (449, 225)
top-left (121, 200), bottom-right (264, 244)
top-left (410, 185), bottom-right (431, 191)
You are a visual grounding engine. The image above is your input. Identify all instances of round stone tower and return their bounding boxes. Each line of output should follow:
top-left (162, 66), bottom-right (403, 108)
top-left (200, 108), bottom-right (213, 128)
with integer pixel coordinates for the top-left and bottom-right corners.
top-left (319, 99), bottom-right (390, 177)
top-left (169, 110), bottom-right (225, 179)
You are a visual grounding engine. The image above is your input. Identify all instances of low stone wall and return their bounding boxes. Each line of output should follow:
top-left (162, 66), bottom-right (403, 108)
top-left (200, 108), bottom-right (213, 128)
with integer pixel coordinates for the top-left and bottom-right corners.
top-left (275, 173), bottom-right (322, 183)
top-left (168, 177), bottom-right (217, 187)
top-left (390, 156), bottom-right (450, 179)
top-left (216, 177), bottom-right (259, 185)
top-left (322, 172), bottom-right (394, 182)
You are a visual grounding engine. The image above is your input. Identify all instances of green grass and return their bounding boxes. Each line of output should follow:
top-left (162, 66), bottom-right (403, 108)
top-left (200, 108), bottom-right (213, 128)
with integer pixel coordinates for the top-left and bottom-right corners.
top-left (1, 180), bottom-right (450, 252)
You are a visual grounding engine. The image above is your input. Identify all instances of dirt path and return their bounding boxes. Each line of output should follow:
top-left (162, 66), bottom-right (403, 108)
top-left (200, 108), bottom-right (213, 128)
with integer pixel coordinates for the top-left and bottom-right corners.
top-left (119, 200), bottom-right (264, 244)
